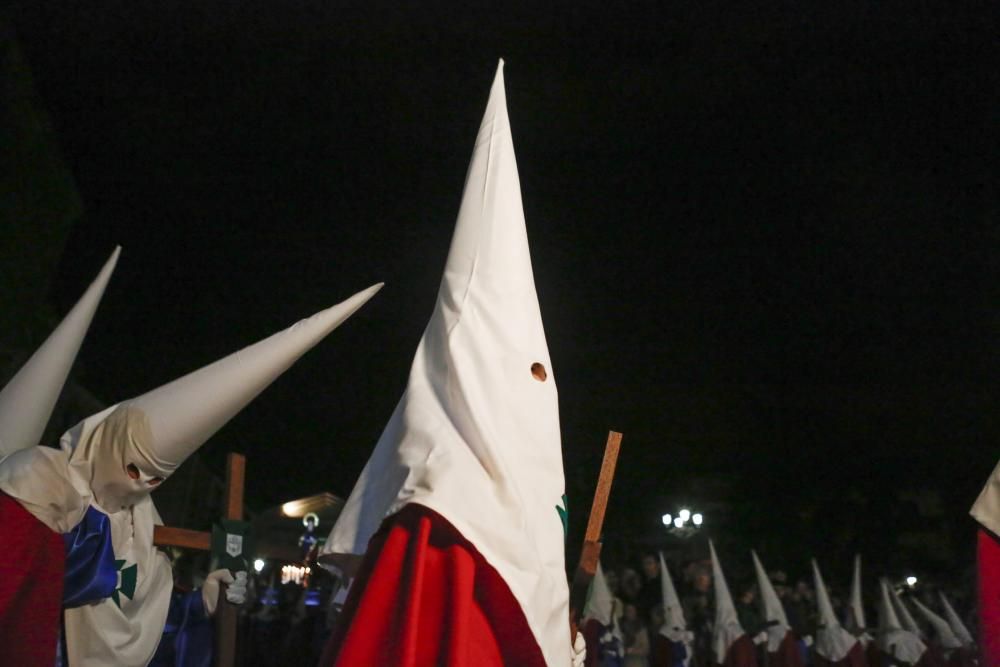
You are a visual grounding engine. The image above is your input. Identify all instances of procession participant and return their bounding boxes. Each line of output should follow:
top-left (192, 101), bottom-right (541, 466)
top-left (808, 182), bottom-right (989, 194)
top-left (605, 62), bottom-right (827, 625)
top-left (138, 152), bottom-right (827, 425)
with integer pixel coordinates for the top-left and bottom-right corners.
top-left (751, 551), bottom-right (804, 667)
top-left (810, 559), bottom-right (866, 667)
top-left (651, 553), bottom-right (692, 667)
top-left (0, 283), bottom-right (381, 666)
top-left (709, 542), bottom-right (758, 667)
top-left (0, 247), bottom-right (119, 665)
top-left (970, 458), bottom-right (1000, 666)
top-left (874, 579), bottom-right (927, 667)
top-left (320, 61), bottom-right (583, 665)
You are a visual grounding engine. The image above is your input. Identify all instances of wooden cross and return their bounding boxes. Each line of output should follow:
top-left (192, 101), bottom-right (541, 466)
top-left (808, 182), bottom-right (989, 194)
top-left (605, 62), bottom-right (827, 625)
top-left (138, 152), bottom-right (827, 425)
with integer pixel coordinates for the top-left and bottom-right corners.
top-left (569, 430), bottom-right (623, 636)
top-left (153, 452), bottom-right (246, 667)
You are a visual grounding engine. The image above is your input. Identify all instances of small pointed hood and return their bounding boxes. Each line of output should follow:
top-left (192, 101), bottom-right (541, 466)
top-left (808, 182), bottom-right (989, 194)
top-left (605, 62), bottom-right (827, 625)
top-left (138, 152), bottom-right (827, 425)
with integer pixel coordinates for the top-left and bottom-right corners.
top-left (710, 541), bottom-right (746, 663)
top-left (659, 552), bottom-right (689, 644)
top-left (67, 283), bottom-right (382, 511)
top-left (583, 561), bottom-right (614, 627)
top-left (0, 247), bottom-right (120, 459)
top-left (970, 459), bottom-right (1000, 537)
top-left (888, 584), bottom-right (923, 637)
top-left (938, 592), bottom-right (974, 648)
top-left (811, 559), bottom-right (859, 661)
top-left (910, 598), bottom-right (962, 650)
top-left (877, 579), bottom-right (926, 664)
top-left (751, 550), bottom-right (791, 652)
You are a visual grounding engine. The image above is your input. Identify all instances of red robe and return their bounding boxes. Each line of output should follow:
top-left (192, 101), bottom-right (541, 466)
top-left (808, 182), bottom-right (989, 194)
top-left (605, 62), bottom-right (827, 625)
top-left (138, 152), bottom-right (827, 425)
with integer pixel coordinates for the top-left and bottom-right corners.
top-left (769, 631), bottom-right (804, 667)
top-left (0, 491), bottom-right (65, 666)
top-left (979, 528), bottom-right (1000, 667)
top-left (320, 504), bottom-right (546, 666)
top-left (813, 641), bottom-right (869, 667)
top-left (720, 634), bottom-right (758, 667)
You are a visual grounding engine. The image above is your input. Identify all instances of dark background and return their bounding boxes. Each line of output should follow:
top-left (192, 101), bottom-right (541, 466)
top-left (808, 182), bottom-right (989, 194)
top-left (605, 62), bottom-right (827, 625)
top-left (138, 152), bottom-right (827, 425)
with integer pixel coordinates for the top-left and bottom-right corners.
top-left (3, 2), bottom-right (997, 585)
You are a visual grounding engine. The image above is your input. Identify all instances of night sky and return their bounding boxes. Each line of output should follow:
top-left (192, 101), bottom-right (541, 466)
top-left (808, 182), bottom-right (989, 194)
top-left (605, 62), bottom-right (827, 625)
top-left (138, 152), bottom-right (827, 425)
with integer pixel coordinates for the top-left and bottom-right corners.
top-left (7, 3), bottom-right (997, 579)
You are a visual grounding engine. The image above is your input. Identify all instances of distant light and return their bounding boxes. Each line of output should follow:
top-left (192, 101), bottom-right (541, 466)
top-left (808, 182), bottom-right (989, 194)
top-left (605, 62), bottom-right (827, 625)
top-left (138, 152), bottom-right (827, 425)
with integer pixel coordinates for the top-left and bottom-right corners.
top-left (253, 558), bottom-right (266, 573)
top-left (662, 513), bottom-right (673, 526)
top-left (679, 509), bottom-right (691, 522)
top-left (906, 576), bottom-right (917, 587)
top-left (282, 500), bottom-right (305, 516)
top-left (692, 513), bottom-right (703, 526)
top-left (673, 517), bottom-right (684, 528)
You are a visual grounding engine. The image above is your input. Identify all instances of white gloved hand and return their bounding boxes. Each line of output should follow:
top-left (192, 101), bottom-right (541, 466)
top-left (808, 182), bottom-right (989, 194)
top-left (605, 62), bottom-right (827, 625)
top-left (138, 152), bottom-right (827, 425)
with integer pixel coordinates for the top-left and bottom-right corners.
top-left (753, 631), bottom-right (769, 645)
top-left (802, 634), bottom-right (814, 647)
top-left (572, 630), bottom-right (586, 667)
top-left (202, 569), bottom-right (248, 616)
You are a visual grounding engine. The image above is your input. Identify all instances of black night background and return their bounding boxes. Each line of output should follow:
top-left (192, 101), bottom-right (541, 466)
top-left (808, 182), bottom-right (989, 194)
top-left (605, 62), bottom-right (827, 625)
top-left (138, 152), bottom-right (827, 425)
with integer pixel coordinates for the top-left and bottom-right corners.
top-left (2, 2), bottom-right (997, 588)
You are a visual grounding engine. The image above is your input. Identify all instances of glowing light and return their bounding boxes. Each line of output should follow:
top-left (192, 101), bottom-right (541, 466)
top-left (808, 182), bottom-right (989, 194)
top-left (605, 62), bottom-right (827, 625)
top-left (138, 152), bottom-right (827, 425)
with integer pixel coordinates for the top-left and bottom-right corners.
top-left (673, 517), bottom-right (683, 528)
top-left (281, 565), bottom-right (311, 585)
top-left (253, 558), bottom-right (266, 573)
top-left (906, 576), bottom-right (917, 587)
top-left (662, 514), bottom-right (673, 526)
top-left (692, 513), bottom-right (703, 526)
top-left (679, 509), bottom-right (691, 522)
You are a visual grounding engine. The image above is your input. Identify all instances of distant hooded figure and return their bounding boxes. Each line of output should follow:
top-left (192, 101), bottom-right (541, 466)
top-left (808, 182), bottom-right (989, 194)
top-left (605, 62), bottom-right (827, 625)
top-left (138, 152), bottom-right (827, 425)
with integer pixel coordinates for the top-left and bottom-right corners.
top-left (0, 281), bottom-right (381, 666)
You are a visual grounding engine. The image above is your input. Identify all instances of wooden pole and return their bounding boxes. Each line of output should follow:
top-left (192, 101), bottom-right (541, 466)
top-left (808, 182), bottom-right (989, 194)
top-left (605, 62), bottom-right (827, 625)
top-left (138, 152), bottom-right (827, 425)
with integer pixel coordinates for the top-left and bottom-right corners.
top-left (569, 431), bottom-right (623, 637)
top-left (214, 452), bottom-right (245, 667)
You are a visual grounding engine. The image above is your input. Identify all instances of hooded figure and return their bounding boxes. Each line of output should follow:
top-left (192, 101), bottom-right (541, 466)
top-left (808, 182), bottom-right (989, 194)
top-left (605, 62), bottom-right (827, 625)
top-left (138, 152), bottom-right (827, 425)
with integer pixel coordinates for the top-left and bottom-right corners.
top-left (910, 599), bottom-right (962, 651)
top-left (934, 593), bottom-right (977, 667)
top-left (845, 555), bottom-right (873, 646)
top-left (970, 458), bottom-right (1000, 666)
top-left (0, 248), bottom-right (119, 665)
top-left (0, 283), bottom-right (381, 666)
top-left (936, 593), bottom-right (974, 649)
top-left (651, 552), bottom-right (692, 667)
top-left (710, 541), bottom-right (758, 667)
top-left (810, 559), bottom-right (866, 667)
top-left (582, 562), bottom-right (624, 667)
top-left (751, 551), bottom-right (802, 666)
top-left (0, 246), bottom-right (119, 461)
top-left (320, 62), bottom-right (580, 667)
top-left (875, 579), bottom-right (927, 666)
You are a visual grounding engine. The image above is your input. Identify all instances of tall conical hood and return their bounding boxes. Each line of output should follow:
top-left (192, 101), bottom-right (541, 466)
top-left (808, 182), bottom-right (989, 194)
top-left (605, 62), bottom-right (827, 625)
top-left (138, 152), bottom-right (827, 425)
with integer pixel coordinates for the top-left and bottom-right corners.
top-left (910, 598), bottom-right (962, 649)
top-left (0, 247), bottom-right (119, 459)
top-left (877, 579), bottom-right (927, 663)
top-left (659, 552), bottom-right (688, 643)
top-left (938, 592), bottom-right (974, 647)
top-left (751, 550), bottom-right (791, 652)
top-left (888, 584), bottom-right (923, 637)
top-left (878, 579), bottom-right (903, 631)
top-left (811, 559), bottom-right (858, 661)
top-left (325, 62), bottom-right (571, 666)
top-left (710, 541), bottom-right (746, 663)
top-left (67, 283), bottom-right (382, 511)
top-left (846, 554), bottom-right (868, 634)
top-left (583, 561), bottom-right (614, 627)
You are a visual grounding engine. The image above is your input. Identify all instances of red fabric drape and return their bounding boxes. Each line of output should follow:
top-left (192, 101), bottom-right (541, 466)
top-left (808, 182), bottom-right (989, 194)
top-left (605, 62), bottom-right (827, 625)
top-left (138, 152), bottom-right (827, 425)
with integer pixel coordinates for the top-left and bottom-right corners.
top-left (581, 618), bottom-right (604, 667)
top-left (813, 641), bottom-right (869, 667)
top-left (0, 491), bottom-right (65, 666)
top-left (721, 634), bottom-right (758, 667)
top-left (320, 503), bottom-right (547, 667)
top-left (768, 631), bottom-right (804, 667)
top-left (979, 528), bottom-right (1000, 667)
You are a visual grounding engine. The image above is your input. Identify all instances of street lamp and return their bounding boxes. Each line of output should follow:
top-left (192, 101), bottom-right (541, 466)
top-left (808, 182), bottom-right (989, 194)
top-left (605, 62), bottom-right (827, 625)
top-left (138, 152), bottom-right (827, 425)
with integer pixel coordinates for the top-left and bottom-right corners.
top-left (662, 507), bottom-right (704, 537)
top-left (905, 575), bottom-right (917, 587)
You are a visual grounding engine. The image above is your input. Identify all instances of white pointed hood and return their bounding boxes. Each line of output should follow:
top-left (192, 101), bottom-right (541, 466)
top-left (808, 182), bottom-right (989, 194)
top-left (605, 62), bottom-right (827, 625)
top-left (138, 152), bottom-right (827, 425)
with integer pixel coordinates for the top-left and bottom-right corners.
top-left (845, 554), bottom-right (872, 644)
top-left (710, 541), bottom-right (746, 663)
top-left (910, 598), bottom-right (962, 650)
top-left (583, 561), bottom-right (614, 627)
top-left (811, 559), bottom-right (859, 661)
top-left (888, 584), bottom-right (923, 637)
top-left (324, 61), bottom-right (571, 666)
top-left (67, 283), bottom-right (382, 511)
top-left (877, 579), bottom-right (926, 664)
top-left (938, 592), bottom-right (974, 648)
top-left (751, 550), bottom-right (791, 652)
top-left (0, 247), bottom-right (119, 460)
top-left (971, 459), bottom-right (1000, 539)
top-left (659, 552), bottom-right (690, 644)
